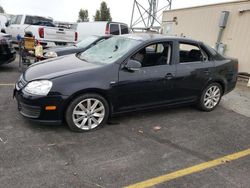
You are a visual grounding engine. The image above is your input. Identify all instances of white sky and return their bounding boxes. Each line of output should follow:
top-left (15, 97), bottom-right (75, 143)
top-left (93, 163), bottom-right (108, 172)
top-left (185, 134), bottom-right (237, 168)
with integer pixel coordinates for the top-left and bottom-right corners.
top-left (0, 0), bottom-right (235, 25)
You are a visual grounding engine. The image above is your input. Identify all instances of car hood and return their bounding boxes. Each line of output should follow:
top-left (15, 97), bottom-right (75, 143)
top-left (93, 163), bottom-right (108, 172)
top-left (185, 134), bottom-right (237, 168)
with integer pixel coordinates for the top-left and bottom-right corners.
top-left (44, 45), bottom-right (85, 56)
top-left (23, 54), bottom-right (100, 81)
top-left (46, 45), bottom-right (77, 52)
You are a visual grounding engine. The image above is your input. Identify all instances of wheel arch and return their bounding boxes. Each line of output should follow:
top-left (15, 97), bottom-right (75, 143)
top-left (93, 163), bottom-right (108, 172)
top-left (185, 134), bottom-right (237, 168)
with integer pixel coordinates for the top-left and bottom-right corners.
top-left (202, 79), bottom-right (226, 95)
top-left (62, 88), bottom-right (113, 119)
top-left (213, 80), bottom-right (225, 94)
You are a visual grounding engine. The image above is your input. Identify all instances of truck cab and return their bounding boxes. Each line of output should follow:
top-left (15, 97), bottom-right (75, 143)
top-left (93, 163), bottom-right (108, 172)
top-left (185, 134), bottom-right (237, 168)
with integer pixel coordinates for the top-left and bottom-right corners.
top-left (3, 15), bottom-right (77, 46)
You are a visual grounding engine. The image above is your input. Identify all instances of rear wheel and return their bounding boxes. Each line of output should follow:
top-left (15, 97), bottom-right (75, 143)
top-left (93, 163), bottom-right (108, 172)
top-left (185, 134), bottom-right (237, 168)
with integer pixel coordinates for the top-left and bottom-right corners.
top-left (198, 83), bottom-right (222, 111)
top-left (66, 93), bottom-right (109, 132)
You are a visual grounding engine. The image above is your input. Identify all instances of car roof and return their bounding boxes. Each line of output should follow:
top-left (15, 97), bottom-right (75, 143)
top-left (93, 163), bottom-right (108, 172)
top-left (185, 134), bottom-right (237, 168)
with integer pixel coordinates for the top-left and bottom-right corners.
top-left (121, 33), bottom-right (201, 43)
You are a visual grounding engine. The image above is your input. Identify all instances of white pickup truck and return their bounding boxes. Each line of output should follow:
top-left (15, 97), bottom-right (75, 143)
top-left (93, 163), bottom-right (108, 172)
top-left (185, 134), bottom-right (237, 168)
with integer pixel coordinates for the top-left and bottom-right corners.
top-left (2, 15), bottom-right (77, 46)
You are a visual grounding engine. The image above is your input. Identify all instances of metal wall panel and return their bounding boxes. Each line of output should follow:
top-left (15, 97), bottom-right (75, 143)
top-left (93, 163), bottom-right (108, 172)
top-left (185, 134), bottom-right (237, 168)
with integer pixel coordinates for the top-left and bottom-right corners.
top-left (162, 0), bottom-right (250, 73)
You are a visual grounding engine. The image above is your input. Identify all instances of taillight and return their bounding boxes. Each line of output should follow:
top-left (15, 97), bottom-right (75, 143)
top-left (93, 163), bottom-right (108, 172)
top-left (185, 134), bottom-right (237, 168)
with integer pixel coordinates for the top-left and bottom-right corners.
top-left (235, 62), bottom-right (238, 71)
top-left (105, 25), bottom-right (109, 34)
top-left (75, 32), bottom-right (78, 41)
top-left (38, 28), bottom-right (44, 38)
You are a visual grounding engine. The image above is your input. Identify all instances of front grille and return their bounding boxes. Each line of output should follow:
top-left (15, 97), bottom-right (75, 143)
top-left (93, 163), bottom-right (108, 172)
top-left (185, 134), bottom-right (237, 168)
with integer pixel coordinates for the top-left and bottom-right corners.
top-left (18, 102), bottom-right (41, 118)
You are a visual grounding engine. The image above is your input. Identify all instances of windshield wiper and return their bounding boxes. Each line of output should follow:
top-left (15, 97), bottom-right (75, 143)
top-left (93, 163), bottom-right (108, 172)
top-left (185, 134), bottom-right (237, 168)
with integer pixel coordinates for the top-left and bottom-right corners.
top-left (113, 45), bottom-right (118, 52)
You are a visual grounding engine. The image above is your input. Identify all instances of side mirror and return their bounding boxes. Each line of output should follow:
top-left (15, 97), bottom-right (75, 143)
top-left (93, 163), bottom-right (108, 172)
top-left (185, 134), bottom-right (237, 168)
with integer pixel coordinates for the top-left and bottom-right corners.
top-left (125, 60), bottom-right (141, 71)
top-left (5, 21), bottom-right (10, 27)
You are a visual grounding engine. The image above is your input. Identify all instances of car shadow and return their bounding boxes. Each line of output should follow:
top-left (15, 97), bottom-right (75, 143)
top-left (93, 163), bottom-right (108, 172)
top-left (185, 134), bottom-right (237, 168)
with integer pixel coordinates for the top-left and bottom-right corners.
top-left (21, 105), bottom-right (216, 132)
top-left (22, 118), bottom-right (69, 132)
top-left (107, 105), bottom-right (197, 126)
top-left (0, 53), bottom-right (21, 71)
top-left (0, 64), bottom-right (19, 73)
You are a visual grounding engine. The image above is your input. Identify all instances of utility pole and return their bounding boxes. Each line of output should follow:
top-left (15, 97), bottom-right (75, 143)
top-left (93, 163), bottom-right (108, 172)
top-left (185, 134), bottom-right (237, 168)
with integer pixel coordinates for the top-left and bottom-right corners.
top-left (130, 0), bottom-right (172, 32)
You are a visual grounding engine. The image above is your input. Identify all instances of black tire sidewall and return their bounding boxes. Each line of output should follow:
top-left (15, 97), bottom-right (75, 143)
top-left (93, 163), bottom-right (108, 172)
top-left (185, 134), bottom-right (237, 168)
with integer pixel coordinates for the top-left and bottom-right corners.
top-left (199, 83), bottom-right (222, 111)
top-left (65, 93), bottom-right (109, 132)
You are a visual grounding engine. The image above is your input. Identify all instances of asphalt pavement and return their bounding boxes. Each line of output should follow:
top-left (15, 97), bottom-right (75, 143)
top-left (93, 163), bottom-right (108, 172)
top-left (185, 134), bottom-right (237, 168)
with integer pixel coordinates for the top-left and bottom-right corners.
top-left (0, 57), bottom-right (250, 188)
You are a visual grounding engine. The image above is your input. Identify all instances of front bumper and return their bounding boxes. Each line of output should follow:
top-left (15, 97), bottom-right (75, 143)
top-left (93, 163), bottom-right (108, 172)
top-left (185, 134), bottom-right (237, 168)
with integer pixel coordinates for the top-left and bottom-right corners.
top-left (14, 85), bottom-right (68, 124)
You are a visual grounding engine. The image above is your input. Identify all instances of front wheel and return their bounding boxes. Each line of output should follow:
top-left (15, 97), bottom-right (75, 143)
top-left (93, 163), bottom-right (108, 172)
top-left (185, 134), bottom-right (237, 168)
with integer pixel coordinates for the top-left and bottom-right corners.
top-left (198, 83), bottom-right (222, 111)
top-left (66, 93), bottom-right (109, 132)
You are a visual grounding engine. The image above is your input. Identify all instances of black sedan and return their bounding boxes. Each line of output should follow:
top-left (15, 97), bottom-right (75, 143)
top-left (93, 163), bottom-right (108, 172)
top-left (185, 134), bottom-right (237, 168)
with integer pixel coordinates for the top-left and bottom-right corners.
top-left (43, 35), bottom-right (111, 59)
top-left (0, 33), bottom-right (16, 66)
top-left (14, 34), bottom-right (238, 132)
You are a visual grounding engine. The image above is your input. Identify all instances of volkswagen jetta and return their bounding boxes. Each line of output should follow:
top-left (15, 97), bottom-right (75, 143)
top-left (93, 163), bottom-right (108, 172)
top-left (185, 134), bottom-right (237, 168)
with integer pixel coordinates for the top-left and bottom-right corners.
top-left (14, 34), bottom-right (238, 132)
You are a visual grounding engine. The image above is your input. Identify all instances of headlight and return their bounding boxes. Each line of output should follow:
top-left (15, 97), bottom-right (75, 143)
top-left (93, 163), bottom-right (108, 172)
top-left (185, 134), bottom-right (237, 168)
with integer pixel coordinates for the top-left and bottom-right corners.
top-left (24, 80), bottom-right (53, 96)
top-left (44, 51), bottom-right (57, 58)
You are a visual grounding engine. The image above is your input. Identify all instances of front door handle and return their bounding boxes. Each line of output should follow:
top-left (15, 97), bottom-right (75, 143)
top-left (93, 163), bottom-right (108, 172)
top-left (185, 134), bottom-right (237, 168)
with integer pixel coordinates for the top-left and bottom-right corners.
top-left (165, 73), bottom-right (174, 80)
top-left (203, 69), bottom-right (210, 75)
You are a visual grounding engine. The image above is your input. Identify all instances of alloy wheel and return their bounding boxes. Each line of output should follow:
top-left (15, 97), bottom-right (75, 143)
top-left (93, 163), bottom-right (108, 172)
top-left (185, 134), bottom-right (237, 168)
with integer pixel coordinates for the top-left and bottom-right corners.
top-left (203, 85), bottom-right (221, 109)
top-left (72, 98), bottom-right (105, 130)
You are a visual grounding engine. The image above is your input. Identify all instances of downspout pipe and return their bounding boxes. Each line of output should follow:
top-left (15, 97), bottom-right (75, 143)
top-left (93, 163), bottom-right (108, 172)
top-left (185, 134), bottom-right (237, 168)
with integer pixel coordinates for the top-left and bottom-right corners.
top-left (215, 11), bottom-right (229, 51)
top-left (215, 28), bottom-right (224, 50)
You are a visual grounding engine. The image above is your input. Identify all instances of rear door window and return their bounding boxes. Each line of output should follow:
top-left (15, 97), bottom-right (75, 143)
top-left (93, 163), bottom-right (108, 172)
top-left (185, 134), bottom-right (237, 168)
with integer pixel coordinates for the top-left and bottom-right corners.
top-left (179, 43), bottom-right (206, 63)
top-left (15, 15), bottom-right (22, 24)
top-left (110, 24), bottom-right (119, 35)
top-left (120, 24), bottom-right (128, 34)
top-left (10, 15), bottom-right (22, 24)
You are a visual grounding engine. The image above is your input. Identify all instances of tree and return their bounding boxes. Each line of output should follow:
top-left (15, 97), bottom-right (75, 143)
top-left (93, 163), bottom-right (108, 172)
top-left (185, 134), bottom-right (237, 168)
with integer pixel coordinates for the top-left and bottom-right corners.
top-left (77, 9), bottom-right (89, 22)
top-left (0, 5), bottom-right (4, 13)
top-left (94, 10), bottom-right (101, 21)
top-left (94, 1), bottom-right (112, 21)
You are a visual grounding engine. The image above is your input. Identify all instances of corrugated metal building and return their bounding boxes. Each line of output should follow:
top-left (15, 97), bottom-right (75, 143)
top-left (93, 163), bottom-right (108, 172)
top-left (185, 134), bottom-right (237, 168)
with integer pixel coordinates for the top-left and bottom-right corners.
top-left (162, 0), bottom-right (250, 74)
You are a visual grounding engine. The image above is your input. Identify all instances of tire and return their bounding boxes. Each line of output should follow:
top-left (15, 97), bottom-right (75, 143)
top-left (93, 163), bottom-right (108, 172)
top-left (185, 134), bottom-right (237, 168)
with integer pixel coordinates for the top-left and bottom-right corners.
top-left (198, 83), bottom-right (222, 111)
top-left (65, 93), bottom-right (109, 132)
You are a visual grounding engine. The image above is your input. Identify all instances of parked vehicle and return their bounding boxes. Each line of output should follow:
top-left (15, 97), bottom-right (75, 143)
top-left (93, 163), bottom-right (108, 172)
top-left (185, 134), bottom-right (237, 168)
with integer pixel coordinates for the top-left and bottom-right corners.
top-left (14, 34), bottom-right (238, 132)
top-left (43, 35), bottom-right (111, 59)
top-left (53, 21), bottom-right (75, 30)
top-left (0, 33), bottom-right (16, 65)
top-left (2, 15), bottom-right (77, 46)
top-left (0, 14), bottom-right (8, 30)
top-left (72, 21), bottom-right (129, 41)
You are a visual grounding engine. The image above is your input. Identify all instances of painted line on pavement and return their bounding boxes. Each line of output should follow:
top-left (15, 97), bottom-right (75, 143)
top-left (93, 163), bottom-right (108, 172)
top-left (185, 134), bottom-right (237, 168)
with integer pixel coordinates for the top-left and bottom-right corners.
top-left (0, 84), bottom-right (15, 86)
top-left (125, 148), bottom-right (250, 188)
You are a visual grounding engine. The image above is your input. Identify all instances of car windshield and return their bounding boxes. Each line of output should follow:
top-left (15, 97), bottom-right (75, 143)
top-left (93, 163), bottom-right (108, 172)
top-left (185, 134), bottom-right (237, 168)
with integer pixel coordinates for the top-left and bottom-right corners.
top-left (76, 36), bottom-right (99, 48)
top-left (79, 36), bottom-right (141, 64)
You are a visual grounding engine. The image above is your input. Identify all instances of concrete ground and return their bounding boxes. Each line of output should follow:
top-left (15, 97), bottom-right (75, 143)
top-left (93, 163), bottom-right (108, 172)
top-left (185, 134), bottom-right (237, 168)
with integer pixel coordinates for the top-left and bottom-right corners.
top-left (0, 57), bottom-right (250, 188)
top-left (221, 83), bottom-right (250, 118)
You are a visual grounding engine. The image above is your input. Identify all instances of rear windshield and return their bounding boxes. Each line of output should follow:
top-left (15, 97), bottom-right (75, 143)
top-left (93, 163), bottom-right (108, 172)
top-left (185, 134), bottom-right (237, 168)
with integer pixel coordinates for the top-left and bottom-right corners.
top-left (110, 24), bottom-right (119, 35)
top-left (10, 15), bottom-right (22, 25)
top-left (24, 16), bottom-right (53, 25)
top-left (204, 44), bottom-right (217, 56)
top-left (203, 43), bottom-right (225, 60)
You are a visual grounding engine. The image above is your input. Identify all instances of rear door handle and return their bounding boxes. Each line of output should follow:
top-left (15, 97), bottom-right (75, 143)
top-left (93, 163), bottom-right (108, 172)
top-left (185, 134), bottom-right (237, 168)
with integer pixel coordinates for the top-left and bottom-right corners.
top-left (165, 73), bottom-right (174, 80)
